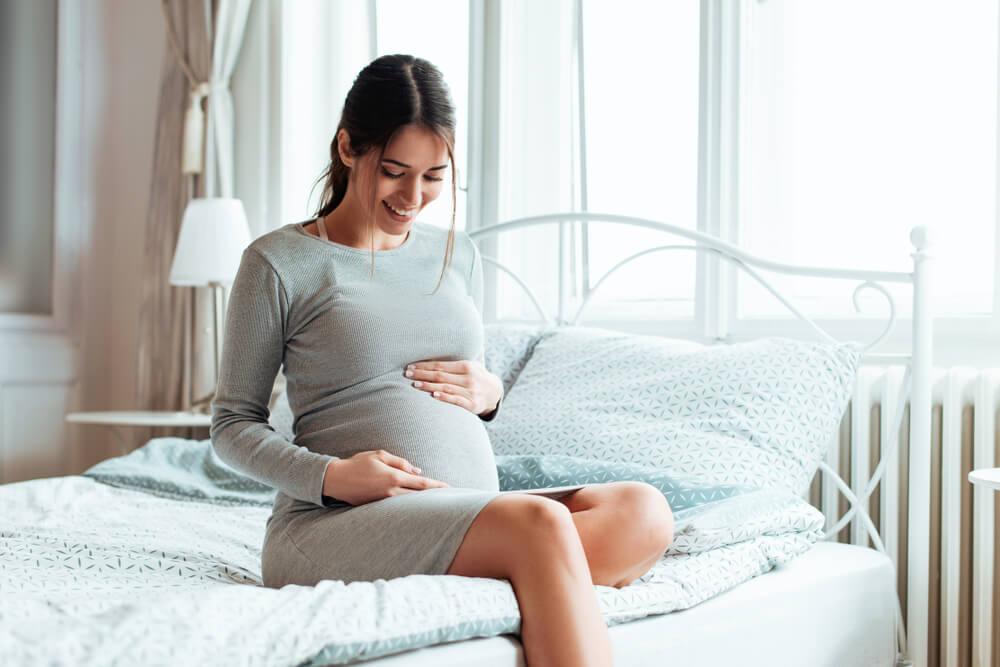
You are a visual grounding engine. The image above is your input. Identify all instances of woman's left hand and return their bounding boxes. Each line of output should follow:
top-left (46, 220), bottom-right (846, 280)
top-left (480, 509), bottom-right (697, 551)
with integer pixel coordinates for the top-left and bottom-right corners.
top-left (405, 360), bottom-right (503, 417)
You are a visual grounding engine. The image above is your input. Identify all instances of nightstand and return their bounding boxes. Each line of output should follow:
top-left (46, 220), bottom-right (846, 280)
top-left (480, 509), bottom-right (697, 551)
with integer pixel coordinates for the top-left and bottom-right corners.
top-left (968, 468), bottom-right (1000, 491)
top-left (66, 411), bottom-right (212, 455)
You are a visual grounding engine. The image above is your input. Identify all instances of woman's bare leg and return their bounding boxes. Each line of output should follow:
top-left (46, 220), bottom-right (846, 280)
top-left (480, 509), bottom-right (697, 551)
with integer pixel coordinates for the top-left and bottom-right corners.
top-left (447, 494), bottom-right (613, 667)
top-left (555, 482), bottom-right (674, 588)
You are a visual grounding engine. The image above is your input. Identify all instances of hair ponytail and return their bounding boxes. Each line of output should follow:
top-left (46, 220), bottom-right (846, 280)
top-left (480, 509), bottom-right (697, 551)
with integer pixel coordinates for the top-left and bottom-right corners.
top-left (313, 131), bottom-right (351, 218)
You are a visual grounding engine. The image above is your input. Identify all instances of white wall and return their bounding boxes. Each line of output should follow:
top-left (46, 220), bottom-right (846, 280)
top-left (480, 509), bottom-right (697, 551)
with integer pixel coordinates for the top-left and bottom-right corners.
top-left (71, 0), bottom-right (164, 473)
top-left (0, 0), bottom-right (166, 481)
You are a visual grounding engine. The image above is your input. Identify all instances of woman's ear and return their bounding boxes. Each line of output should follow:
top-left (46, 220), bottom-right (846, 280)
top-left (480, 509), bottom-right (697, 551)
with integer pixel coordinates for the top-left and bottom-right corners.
top-left (337, 129), bottom-right (354, 168)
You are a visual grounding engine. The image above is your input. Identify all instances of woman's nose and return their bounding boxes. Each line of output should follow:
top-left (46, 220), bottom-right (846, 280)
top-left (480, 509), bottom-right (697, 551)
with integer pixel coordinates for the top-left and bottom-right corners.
top-left (402, 177), bottom-right (421, 206)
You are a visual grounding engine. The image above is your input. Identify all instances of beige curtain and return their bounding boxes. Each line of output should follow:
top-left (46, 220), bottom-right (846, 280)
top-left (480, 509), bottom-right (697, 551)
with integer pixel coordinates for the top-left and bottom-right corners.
top-left (134, 0), bottom-right (215, 448)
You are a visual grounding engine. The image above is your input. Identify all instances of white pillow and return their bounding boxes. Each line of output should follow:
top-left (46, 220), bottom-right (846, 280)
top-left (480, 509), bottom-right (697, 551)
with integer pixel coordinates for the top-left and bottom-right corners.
top-left (268, 372), bottom-right (295, 442)
top-left (485, 326), bottom-right (860, 494)
top-left (483, 323), bottom-right (545, 395)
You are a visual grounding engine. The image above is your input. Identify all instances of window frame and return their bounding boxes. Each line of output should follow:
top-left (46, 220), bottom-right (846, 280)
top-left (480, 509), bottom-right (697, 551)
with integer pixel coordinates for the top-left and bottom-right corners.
top-left (465, 0), bottom-right (1000, 366)
top-left (0, 0), bottom-right (82, 333)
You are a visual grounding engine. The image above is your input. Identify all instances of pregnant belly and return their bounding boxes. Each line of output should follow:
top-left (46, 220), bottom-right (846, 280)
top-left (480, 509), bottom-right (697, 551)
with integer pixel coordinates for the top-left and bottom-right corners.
top-left (304, 382), bottom-right (500, 492)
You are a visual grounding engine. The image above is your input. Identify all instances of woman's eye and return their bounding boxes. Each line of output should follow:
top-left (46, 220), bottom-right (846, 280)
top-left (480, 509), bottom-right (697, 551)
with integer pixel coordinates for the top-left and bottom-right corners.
top-left (381, 168), bottom-right (443, 182)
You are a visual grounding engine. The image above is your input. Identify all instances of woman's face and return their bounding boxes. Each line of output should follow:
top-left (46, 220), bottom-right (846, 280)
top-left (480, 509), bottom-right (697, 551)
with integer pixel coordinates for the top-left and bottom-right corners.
top-left (349, 124), bottom-right (449, 236)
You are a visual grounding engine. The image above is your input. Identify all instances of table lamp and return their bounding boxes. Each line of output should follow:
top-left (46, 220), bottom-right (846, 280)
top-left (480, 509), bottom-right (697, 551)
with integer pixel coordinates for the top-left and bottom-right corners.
top-left (169, 197), bottom-right (251, 412)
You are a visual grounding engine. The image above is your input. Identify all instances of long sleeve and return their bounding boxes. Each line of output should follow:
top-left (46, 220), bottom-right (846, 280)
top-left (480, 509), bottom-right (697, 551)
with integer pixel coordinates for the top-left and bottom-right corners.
top-left (468, 238), bottom-right (503, 422)
top-left (210, 247), bottom-right (337, 506)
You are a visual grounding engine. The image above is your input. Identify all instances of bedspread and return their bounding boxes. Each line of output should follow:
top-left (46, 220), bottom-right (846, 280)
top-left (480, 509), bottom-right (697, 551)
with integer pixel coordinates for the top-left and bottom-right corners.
top-left (0, 438), bottom-right (824, 666)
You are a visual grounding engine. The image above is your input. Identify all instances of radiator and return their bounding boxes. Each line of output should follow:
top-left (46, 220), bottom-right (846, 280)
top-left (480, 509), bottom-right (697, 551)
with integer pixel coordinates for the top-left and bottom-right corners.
top-left (808, 367), bottom-right (1000, 667)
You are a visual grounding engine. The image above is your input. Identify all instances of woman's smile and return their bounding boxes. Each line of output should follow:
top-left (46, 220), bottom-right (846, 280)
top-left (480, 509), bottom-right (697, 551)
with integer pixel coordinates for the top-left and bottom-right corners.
top-left (383, 200), bottom-right (418, 222)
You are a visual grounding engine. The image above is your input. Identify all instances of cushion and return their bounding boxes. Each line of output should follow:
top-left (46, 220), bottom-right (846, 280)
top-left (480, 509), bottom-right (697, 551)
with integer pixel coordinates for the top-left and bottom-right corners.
top-left (485, 326), bottom-right (860, 494)
top-left (483, 323), bottom-right (545, 395)
top-left (268, 373), bottom-right (295, 442)
top-left (84, 437), bottom-right (276, 506)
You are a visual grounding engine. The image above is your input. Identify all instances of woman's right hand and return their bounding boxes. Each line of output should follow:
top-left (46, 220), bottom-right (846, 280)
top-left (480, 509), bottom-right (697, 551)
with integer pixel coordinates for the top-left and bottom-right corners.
top-left (322, 450), bottom-right (450, 506)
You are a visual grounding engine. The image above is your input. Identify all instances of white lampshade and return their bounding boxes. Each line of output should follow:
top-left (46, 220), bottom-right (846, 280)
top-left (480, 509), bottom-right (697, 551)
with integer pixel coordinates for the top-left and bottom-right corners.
top-left (169, 198), bottom-right (252, 286)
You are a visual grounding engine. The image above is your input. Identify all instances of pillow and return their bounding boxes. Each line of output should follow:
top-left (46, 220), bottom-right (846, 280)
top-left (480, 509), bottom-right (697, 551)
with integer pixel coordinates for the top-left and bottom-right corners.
top-left (267, 371), bottom-right (295, 442)
top-left (483, 323), bottom-right (545, 395)
top-left (83, 437), bottom-right (276, 506)
top-left (485, 326), bottom-right (860, 494)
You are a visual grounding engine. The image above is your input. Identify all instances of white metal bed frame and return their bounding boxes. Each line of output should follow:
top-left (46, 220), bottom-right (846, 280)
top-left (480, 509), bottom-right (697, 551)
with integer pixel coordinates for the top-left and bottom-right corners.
top-left (469, 213), bottom-right (932, 667)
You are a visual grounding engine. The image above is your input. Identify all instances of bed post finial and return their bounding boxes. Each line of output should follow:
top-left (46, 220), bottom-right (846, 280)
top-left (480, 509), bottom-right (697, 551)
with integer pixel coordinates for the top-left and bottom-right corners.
top-left (909, 225), bottom-right (931, 253)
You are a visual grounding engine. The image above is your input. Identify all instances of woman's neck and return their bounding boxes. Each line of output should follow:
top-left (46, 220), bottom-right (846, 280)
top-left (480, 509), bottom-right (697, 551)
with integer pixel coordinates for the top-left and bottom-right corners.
top-left (322, 197), bottom-right (408, 251)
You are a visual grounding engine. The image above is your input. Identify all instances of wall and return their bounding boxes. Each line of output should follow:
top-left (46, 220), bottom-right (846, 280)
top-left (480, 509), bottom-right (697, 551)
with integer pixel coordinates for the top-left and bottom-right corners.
top-left (71, 0), bottom-right (164, 474)
top-left (0, 0), bottom-right (164, 481)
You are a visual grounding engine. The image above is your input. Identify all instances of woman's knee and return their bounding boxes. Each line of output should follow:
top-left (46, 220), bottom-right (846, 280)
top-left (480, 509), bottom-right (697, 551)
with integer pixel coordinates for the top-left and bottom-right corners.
top-left (616, 482), bottom-right (674, 557)
top-left (446, 495), bottom-right (582, 579)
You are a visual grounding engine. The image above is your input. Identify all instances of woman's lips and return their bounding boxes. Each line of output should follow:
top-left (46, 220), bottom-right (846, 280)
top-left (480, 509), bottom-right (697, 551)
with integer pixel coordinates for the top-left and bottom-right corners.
top-left (383, 201), bottom-right (417, 221)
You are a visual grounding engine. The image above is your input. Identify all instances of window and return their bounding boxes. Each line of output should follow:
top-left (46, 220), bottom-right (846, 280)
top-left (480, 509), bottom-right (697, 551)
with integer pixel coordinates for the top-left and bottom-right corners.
top-left (0, 0), bottom-right (57, 315)
top-left (376, 0), bottom-right (469, 230)
top-left (488, 0), bottom-right (700, 322)
top-left (739, 0), bottom-right (997, 320)
top-left (581, 0), bottom-right (700, 317)
top-left (493, 0), bottom-right (576, 320)
top-left (263, 1), bottom-right (1000, 360)
top-left (466, 0), bottom-right (1000, 360)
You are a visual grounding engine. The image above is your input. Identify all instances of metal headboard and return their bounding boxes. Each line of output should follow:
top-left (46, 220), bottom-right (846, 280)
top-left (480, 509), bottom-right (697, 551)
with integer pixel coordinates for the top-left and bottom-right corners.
top-left (469, 213), bottom-right (932, 667)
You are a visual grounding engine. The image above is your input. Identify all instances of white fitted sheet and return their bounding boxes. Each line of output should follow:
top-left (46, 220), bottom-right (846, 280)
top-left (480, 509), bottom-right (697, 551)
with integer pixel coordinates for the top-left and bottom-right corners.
top-left (355, 541), bottom-right (897, 667)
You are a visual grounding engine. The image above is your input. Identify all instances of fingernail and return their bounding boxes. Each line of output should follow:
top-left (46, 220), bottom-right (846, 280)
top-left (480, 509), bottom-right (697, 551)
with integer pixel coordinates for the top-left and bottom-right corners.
top-left (413, 381), bottom-right (423, 387)
top-left (406, 365), bottom-right (414, 370)
top-left (432, 391), bottom-right (440, 397)
top-left (405, 370), bottom-right (413, 377)
top-left (414, 467), bottom-right (422, 474)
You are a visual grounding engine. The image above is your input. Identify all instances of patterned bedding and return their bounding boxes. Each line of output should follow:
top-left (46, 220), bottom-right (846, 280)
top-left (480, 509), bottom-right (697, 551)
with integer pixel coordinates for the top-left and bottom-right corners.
top-left (0, 437), bottom-right (824, 666)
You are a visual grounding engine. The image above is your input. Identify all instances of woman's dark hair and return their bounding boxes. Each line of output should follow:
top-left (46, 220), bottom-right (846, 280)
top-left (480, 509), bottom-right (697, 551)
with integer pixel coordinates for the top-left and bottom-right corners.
top-left (313, 54), bottom-right (458, 290)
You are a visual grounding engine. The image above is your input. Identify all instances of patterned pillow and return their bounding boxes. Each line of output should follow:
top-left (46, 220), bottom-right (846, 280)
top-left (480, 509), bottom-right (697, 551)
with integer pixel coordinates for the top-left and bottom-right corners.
top-left (269, 388), bottom-right (295, 442)
top-left (485, 327), bottom-right (860, 494)
top-left (84, 437), bottom-right (276, 506)
top-left (483, 323), bottom-right (545, 395)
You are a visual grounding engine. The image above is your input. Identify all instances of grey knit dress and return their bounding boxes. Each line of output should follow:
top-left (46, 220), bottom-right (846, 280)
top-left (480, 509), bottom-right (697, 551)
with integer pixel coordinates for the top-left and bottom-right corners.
top-left (210, 220), bottom-right (502, 587)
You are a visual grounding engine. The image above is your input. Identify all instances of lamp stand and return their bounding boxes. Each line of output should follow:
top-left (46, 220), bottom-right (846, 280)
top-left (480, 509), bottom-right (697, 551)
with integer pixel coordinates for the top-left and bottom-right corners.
top-left (188, 281), bottom-right (225, 414)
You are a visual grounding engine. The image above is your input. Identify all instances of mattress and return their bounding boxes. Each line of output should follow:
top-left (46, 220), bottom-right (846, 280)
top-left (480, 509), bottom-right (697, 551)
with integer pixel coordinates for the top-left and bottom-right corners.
top-left (354, 542), bottom-right (897, 667)
top-left (2, 440), bottom-right (885, 665)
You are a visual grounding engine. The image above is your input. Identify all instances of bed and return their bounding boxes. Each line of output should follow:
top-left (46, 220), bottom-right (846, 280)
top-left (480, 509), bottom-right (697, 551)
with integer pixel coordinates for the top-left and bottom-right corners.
top-left (0, 214), bottom-right (931, 666)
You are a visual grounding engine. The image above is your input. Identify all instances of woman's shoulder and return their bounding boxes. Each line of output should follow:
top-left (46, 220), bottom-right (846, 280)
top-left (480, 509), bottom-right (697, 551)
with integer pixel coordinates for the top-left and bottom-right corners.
top-left (414, 221), bottom-right (476, 253)
top-left (414, 222), bottom-right (478, 277)
top-left (245, 222), bottom-right (318, 267)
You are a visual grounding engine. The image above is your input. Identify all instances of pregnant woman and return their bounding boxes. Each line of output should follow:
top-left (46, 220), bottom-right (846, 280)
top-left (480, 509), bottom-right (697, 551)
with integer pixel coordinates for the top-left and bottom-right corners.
top-left (211, 54), bottom-right (674, 667)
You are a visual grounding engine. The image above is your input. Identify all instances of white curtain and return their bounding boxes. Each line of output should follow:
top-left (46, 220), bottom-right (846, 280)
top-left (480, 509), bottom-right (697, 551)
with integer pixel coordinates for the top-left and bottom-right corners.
top-left (278, 0), bottom-right (375, 224)
top-left (232, 0), bottom-right (376, 235)
top-left (136, 0), bottom-right (253, 442)
top-left (135, 0), bottom-right (214, 446)
top-left (492, 0), bottom-right (578, 322)
top-left (203, 0), bottom-right (252, 197)
top-left (184, 0), bottom-right (252, 401)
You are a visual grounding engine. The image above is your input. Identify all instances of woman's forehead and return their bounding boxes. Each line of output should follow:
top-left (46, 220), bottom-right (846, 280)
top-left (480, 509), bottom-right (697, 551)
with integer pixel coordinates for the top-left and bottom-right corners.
top-left (382, 125), bottom-right (449, 168)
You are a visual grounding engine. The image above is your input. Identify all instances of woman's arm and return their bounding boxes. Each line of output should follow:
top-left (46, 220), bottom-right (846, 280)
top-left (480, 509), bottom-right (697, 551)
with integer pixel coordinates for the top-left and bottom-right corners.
top-left (210, 247), bottom-right (337, 506)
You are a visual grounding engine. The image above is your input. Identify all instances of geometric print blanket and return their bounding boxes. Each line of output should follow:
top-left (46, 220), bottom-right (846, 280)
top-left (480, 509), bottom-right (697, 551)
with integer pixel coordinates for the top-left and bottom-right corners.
top-left (0, 440), bottom-right (825, 666)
